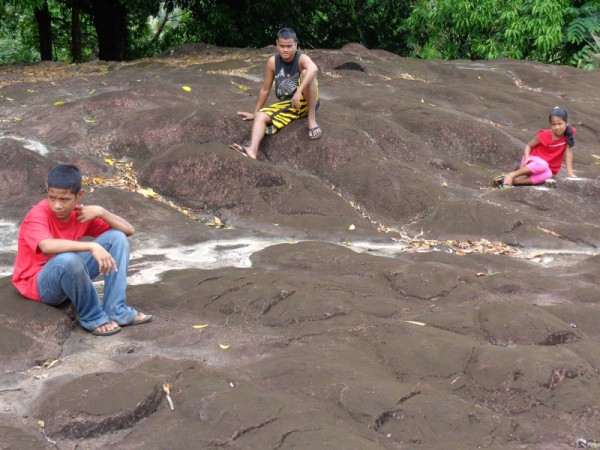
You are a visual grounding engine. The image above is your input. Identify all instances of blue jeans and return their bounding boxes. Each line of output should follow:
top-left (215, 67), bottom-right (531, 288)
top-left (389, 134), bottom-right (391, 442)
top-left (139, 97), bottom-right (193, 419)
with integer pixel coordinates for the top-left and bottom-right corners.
top-left (37, 230), bottom-right (138, 330)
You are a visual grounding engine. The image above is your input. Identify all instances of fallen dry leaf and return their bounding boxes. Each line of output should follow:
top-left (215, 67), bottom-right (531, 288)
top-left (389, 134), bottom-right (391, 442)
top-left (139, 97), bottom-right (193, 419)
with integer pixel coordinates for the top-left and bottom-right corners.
top-left (137, 187), bottom-right (158, 198)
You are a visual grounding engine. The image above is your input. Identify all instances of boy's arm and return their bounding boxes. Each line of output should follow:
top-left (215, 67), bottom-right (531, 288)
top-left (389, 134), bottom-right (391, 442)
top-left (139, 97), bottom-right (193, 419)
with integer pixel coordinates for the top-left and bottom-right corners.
top-left (565, 146), bottom-right (574, 177)
top-left (76, 205), bottom-right (135, 236)
top-left (38, 205), bottom-right (134, 275)
top-left (291, 54), bottom-right (318, 109)
top-left (238, 57), bottom-right (275, 121)
top-left (38, 239), bottom-right (118, 275)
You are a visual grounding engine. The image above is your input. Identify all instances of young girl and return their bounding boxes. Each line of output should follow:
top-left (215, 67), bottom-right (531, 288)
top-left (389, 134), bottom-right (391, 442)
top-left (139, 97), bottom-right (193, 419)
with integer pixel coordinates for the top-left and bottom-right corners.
top-left (495, 106), bottom-right (575, 187)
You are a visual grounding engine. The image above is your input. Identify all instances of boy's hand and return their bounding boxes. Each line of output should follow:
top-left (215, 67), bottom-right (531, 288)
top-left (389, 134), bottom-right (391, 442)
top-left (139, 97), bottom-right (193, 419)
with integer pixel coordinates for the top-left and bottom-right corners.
top-left (90, 242), bottom-right (118, 275)
top-left (291, 92), bottom-right (301, 110)
top-left (237, 111), bottom-right (255, 121)
top-left (75, 205), bottom-right (105, 223)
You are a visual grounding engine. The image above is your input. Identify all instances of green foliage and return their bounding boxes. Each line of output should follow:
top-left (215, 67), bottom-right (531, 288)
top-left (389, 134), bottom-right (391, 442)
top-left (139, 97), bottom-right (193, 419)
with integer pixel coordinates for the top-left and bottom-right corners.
top-left (570, 32), bottom-right (600, 69)
top-left (405, 0), bottom-right (570, 63)
top-left (565, 3), bottom-right (600, 69)
top-left (1, 0), bottom-right (599, 70)
top-left (0, 3), bottom-right (40, 64)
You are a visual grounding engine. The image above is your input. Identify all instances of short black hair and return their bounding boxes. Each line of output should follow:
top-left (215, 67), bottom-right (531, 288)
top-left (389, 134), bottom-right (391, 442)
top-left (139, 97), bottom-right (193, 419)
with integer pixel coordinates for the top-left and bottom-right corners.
top-left (47, 164), bottom-right (82, 194)
top-left (277, 27), bottom-right (297, 42)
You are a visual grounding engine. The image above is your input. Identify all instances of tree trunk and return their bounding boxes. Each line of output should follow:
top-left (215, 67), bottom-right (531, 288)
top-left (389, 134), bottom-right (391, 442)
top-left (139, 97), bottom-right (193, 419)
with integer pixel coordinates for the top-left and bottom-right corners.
top-left (71, 4), bottom-right (82, 63)
top-left (90, 0), bottom-right (128, 61)
top-left (34, 0), bottom-right (53, 61)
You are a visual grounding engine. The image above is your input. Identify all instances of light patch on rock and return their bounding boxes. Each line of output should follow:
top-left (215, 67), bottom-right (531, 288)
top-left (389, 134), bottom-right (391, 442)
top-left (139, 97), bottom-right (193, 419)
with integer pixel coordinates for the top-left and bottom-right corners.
top-left (0, 135), bottom-right (49, 156)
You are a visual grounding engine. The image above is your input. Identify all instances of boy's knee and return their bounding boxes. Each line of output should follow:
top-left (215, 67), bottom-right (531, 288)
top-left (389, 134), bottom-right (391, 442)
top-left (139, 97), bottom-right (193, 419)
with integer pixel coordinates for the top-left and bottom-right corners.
top-left (255, 111), bottom-right (270, 123)
top-left (101, 229), bottom-right (129, 247)
top-left (53, 253), bottom-right (87, 276)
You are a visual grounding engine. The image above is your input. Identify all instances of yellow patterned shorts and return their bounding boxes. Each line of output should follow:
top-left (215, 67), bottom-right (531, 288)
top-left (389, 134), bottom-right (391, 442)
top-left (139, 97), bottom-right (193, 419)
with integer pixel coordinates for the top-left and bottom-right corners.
top-left (260, 83), bottom-right (319, 135)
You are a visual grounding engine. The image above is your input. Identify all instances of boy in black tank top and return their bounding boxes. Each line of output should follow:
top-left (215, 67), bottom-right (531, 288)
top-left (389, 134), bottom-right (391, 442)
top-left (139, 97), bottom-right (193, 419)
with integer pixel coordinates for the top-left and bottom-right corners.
top-left (230, 27), bottom-right (321, 159)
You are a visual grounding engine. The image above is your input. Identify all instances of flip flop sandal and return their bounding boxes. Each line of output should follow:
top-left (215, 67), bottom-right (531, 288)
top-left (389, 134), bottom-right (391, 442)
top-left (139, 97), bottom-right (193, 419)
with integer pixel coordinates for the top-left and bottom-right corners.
top-left (308, 124), bottom-right (322, 140)
top-left (127, 314), bottom-right (153, 326)
top-left (493, 175), bottom-right (505, 186)
top-left (89, 323), bottom-right (122, 336)
top-left (228, 144), bottom-right (249, 157)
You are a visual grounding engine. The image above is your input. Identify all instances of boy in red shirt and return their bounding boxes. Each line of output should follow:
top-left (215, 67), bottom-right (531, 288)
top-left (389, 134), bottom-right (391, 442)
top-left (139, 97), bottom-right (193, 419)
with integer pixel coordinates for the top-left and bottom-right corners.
top-left (12, 164), bottom-right (151, 336)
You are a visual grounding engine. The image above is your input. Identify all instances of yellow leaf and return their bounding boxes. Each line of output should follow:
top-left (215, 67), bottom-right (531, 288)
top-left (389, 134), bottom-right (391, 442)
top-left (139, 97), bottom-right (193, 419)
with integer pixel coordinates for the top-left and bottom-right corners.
top-left (44, 359), bottom-right (61, 369)
top-left (230, 80), bottom-right (249, 91)
top-left (522, 252), bottom-right (545, 260)
top-left (83, 117), bottom-right (96, 124)
top-left (182, 86), bottom-right (192, 91)
top-left (88, 89), bottom-right (96, 95)
top-left (537, 226), bottom-right (561, 237)
top-left (13, 116), bottom-right (21, 121)
top-left (53, 101), bottom-right (64, 106)
top-left (104, 158), bottom-right (115, 166)
top-left (137, 188), bottom-right (157, 198)
top-left (26, 89), bottom-right (34, 93)
top-left (219, 343), bottom-right (230, 350)
top-left (38, 420), bottom-right (45, 428)
top-left (348, 224), bottom-right (356, 231)
top-left (342, 241), bottom-right (352, 246)
top-left (214, 217), bottom-right (223, 226)
top-left (193, 324), bottom-right (208, 329)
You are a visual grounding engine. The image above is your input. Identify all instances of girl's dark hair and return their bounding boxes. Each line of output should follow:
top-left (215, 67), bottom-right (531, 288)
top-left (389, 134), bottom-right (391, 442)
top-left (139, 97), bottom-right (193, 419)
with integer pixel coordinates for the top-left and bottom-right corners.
top-left (549, 106), bottom-right (575, 147)
top-left (47, 164), bottom-right (82, 194)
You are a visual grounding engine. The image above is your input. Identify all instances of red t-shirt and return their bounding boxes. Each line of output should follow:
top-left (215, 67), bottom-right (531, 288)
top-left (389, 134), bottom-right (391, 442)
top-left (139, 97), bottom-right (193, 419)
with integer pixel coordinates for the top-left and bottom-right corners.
top-left (531, 128), bottom-right (575, 175)
top-left (12, 200), bottom-right (111, 301)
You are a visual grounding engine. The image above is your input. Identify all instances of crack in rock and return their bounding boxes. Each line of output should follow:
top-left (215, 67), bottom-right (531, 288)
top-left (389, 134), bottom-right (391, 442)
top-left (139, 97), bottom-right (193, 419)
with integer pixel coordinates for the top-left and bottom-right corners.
top-left (371, 389), bottom-right (421, 431)
top-left (210, 416), bottom-right (278, 446)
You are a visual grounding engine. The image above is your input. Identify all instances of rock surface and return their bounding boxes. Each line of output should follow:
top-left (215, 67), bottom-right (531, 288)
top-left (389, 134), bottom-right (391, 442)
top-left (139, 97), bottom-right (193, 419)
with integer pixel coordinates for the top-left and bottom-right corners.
top-left (1, 43), bottom-right (599, 448)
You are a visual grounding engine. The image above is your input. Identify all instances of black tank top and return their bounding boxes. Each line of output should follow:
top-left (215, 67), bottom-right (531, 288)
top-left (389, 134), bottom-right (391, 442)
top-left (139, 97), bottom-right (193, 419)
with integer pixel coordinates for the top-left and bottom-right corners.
top-left (274, 51), bottom-right (302, 100)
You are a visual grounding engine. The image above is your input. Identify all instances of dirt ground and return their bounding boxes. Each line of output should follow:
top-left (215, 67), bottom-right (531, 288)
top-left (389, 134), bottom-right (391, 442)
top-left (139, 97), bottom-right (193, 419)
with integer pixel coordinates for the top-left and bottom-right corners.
top-left (1, 43), bottom-right (600, 449)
